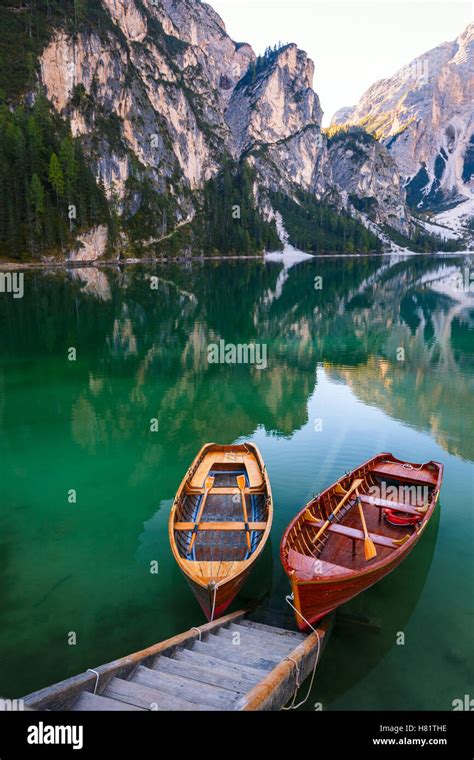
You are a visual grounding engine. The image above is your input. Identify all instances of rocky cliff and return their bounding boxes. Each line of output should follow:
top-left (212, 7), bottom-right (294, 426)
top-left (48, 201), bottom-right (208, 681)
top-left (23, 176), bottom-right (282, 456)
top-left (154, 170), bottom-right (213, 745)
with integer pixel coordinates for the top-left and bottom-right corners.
top-left (4, 0), bottom-right (464, 257)
top-left (31, 0), bottom-right (415, 250)
top-left (332, 23), bottom-right (474, 213)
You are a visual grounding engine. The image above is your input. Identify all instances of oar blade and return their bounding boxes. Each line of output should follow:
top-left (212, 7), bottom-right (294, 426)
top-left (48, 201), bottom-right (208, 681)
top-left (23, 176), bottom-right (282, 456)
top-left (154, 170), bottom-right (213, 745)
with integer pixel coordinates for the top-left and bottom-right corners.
top-left (364, 537), bottom-right (377, 561)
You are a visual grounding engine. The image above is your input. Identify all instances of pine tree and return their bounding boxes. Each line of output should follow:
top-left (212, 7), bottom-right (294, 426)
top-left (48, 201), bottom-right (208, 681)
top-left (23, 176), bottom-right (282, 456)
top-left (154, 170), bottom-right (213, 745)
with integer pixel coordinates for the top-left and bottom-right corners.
top-left (29, 173), bottom-right (45, 232)
top-left (48, 152), bottom-right (64, 200)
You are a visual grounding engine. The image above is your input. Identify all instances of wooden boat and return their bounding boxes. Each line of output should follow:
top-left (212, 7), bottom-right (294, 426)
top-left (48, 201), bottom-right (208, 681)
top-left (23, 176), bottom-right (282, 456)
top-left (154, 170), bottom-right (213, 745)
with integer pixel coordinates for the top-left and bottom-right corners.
top-left (280, 453), bottom-right (443, 631)
top-left (169, 443), bottom-right (273, 620)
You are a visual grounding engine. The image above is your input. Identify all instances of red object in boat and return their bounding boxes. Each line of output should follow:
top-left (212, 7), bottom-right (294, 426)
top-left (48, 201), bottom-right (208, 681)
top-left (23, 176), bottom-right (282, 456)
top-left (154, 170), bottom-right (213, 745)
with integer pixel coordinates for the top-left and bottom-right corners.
top-left (384, 509), bottom-right (423, 527)
top-left (280, 453), bottom-right (444, 631)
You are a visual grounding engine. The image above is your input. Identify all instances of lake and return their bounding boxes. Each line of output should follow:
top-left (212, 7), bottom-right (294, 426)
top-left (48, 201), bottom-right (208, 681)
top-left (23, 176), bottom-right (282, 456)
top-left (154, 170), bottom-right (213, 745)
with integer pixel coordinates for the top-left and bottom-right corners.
top-left (0, 253), bottom-right (472, 710)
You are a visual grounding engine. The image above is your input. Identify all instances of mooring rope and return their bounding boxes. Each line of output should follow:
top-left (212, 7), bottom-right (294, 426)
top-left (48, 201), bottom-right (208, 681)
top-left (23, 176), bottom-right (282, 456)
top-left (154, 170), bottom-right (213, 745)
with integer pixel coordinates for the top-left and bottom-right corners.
top-left (191, 627), bottom-right (202, 641)
top-left (87, 669), bottom-right (100, 695)
top-left (209, 582), bottom-right (218, 622)
top-left (282, 594), bottom-right (321, 710)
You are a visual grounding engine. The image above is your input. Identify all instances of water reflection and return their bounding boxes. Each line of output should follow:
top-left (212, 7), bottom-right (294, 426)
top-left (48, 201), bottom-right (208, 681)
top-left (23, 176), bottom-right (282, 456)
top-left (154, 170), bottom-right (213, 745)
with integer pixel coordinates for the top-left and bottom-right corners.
top-left (0, 255), bottom-right (471, 461)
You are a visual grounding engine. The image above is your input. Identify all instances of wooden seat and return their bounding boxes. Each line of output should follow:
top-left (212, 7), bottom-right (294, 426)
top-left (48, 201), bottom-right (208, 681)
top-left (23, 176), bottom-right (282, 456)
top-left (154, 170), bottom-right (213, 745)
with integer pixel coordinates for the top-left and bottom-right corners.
top-left (308, 519), bottom-right (401, 549)
top-left (288, 549), bottom-right (348, 579)
top-left (189, 452), bottom-right (263, 489)
top-left (185, 486), bottom-right (265, 496)
top-left (361, 495), bottom-right (424, 515)
top-left (174, 522), bottom-right (267, 532)
top-left (371, 462), bottom-right (437, 486)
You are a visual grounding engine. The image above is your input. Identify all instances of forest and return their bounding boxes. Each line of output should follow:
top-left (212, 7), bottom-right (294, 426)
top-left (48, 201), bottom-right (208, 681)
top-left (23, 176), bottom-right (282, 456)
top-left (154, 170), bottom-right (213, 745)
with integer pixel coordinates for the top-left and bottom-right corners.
top-left (270, 190), bottom-right (383, 254)
top-left (194, 162), bottom-right (282, 255)
top-left (0, 94), bottom-right (110, 260)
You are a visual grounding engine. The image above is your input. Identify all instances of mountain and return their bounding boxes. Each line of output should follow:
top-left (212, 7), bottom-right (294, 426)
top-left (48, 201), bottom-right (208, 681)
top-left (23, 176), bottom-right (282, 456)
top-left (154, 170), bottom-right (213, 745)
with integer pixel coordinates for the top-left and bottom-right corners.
top-left (332, 23), bottom-right (474, 217)
top-left (0, 0), bottom-right (464, 260)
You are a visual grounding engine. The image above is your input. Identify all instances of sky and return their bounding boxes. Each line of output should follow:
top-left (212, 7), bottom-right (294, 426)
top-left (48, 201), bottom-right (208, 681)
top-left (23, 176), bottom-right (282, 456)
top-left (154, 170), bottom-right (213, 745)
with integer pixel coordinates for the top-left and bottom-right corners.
top-left (209, 1), bottom-right (473, 125)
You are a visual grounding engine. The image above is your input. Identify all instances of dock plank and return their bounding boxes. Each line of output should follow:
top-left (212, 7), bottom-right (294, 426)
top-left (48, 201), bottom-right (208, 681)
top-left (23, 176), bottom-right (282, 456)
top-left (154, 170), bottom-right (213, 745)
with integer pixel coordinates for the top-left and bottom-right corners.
top-left (175, 648), bottom-right (264, 681)
top-left (238, 619), bottom-right (306, 641)
top-left (72, 692), bottom-right (144, 711)
top-left (132, 665), bottom-right (238, 709)
top-left (219, 626), bottom-right (298, 654)
top-left (103, 677), bottom-right (213, 711)
top-left (193, 637), bottom-right (278, 671)
top-left (154, 655), bottom-right (255, 694)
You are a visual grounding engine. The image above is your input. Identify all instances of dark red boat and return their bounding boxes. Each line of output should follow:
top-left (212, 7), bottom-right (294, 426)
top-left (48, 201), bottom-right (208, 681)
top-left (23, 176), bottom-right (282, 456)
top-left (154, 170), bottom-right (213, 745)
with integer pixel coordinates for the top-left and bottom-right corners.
top-left (280, 453), bottom-right (444, 631)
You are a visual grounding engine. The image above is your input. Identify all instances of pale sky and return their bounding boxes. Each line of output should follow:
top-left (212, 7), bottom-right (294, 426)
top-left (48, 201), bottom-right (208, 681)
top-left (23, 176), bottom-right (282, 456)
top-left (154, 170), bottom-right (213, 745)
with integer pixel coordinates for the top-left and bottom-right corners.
top-left (209, 1), bottom-right (473, 124)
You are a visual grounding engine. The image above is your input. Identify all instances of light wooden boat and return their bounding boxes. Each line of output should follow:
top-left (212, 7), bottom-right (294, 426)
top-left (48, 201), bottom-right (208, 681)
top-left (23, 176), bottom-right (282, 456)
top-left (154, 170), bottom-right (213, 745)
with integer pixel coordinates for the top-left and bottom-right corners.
top-left (280, 453), bottom-right (444, 631)
top-left (169, 443), bottom-right (273, 620)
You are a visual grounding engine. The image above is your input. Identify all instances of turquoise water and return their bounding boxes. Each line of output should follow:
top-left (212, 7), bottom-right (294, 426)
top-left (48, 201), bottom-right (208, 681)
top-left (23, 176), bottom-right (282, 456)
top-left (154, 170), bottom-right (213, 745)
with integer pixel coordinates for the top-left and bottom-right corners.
top-left (0, 254), bottom-right (472, 709)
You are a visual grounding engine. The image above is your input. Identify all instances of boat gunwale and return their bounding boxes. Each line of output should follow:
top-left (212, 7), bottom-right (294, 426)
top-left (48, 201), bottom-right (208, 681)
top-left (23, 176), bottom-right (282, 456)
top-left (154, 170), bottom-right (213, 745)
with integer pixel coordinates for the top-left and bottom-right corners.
top-left (280, 452), bottom-right (444, 586)
top-left (169, 442), bottom-right (273, 590)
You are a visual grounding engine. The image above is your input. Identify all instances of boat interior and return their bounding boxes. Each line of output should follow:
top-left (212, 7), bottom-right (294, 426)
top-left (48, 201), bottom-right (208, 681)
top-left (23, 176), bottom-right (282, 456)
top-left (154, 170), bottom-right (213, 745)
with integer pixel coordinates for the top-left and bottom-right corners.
top-left (286, 460), bottom-right (439, 579)
top-left (173, 449), bottom-right (270, 567)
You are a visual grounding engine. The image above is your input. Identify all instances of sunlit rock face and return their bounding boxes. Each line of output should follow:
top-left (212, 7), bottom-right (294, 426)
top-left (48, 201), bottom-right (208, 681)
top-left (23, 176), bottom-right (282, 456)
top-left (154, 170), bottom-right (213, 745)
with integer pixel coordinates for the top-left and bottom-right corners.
top-left (69, 225), bottom-right (109, 262)
top-left (332, 23), bottom-right (474, 210)
top-left (37, 0), bottom-right (422, 240)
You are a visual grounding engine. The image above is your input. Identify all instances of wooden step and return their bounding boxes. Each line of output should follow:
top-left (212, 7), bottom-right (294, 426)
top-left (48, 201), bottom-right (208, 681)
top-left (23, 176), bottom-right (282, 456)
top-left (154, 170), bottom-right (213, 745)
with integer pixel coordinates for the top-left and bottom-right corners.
top-left (193, 637), bottom-right (277, 671)
top-left (218, 627), bottom-right (297, 654)
top-left (102, 677), bottom-right (212, 711)
top-left (71, 691), bottom-right (144, 711)
top-left (175, 648), bottom-right (263, 681)
top-left (207, 631), bottom-right (286, 660)
top-left (154, 655), bottom-right (255, 694)
top-left (132, 665), bottom-right (237, 710)
top-left (238, 619), bottom-right (306, 642)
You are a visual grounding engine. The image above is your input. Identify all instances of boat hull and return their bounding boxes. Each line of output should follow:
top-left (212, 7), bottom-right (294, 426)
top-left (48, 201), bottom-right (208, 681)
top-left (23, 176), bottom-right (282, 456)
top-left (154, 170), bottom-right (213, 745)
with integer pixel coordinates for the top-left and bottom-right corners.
top-left (290, 520), bottom-right (430, 631)
top-left (281, 452), bottom-right (444, 631)
top-left (169, 442), bottom-right (273, 621)
top-left (185, 567), bottom-right (253, 620)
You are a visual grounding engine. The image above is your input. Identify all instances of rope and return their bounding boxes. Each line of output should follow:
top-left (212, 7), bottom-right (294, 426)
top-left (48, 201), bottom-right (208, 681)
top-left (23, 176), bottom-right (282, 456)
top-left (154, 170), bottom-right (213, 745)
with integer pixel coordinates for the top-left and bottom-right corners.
top-left (282, 594), bottom-right (321, 710)
top-left (191, 627), bottom-right (202, 641)
top-left (87, 669), bottom-right (100, 695)
top-left (209, 582), bottom-right (218, 622)
top-left (381, 459), bottom-right (428, 472)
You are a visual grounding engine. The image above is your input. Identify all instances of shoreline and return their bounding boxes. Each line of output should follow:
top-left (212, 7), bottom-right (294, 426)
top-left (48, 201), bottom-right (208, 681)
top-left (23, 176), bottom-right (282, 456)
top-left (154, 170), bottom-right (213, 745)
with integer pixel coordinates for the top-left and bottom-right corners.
top-left (0, 249), bottom-right (472, 271)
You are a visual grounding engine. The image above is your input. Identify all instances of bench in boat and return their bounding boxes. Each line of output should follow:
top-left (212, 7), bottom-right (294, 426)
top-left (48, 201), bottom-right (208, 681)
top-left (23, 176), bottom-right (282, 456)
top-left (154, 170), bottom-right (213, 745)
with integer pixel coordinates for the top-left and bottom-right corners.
top-left (370, 461), bottom-right (437, 486)
top-left (288, 548), bottom-right (349, 579)
top-left (174, 522), bottom-right (267, 532)
top-left (361, 495), bottom-right (425, 515)
top-left (189, 451), bottom-right (263, 490)
top-left (305, 518), bottom-right (403, 549)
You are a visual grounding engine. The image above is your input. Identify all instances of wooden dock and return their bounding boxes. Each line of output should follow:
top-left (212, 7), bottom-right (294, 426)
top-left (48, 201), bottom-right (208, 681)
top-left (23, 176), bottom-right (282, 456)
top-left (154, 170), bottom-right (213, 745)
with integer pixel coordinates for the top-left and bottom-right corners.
top-left (22, 611), bottom-right (332, 711)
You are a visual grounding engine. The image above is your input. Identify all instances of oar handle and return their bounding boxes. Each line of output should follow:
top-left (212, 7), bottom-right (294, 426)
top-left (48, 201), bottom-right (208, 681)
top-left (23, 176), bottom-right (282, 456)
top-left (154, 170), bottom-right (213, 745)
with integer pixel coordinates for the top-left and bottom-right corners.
top-left (356, 491), bottom-right (369, 538)
top-left (189, 477), bottom-right (214, 551)
top-left (237, 476), bottom-right (251, 550)
top-left (312, 479), bottom-right (362, 544)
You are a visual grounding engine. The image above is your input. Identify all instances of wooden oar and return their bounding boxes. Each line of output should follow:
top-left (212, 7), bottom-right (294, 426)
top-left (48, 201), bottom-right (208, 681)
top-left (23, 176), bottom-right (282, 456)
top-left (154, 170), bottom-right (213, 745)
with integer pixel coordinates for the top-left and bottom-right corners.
top-left (189, 476), bottom-right (215, 552)
top-left (311, 478), bottom-right (363, 544)
top-left (355, 488), bottom-right (377, 561)
top-left (237, 475), bottom-right (252, 551)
